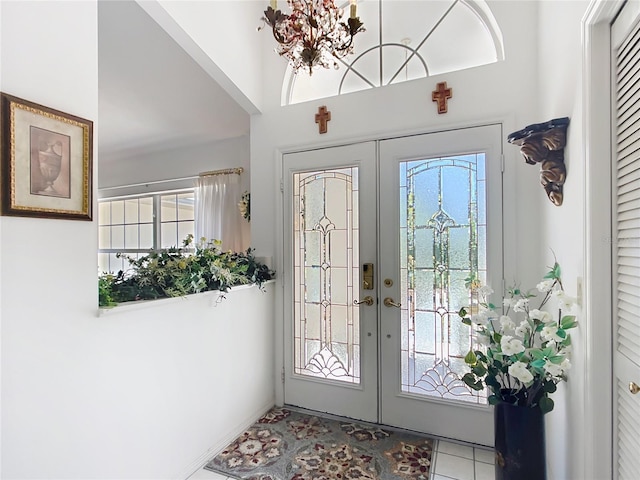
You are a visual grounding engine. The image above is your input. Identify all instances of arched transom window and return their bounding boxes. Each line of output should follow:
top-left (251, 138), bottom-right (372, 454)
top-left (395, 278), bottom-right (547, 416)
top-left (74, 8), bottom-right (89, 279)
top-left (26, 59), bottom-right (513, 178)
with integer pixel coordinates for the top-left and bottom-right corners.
top-left (283, 0), bottom-right (504, 105)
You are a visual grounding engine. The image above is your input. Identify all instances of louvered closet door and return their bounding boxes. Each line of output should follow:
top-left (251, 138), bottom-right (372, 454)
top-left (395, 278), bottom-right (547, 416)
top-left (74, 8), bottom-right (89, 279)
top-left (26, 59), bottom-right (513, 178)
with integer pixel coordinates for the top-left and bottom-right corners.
top-left (612, 3), bottom-right (640, 479)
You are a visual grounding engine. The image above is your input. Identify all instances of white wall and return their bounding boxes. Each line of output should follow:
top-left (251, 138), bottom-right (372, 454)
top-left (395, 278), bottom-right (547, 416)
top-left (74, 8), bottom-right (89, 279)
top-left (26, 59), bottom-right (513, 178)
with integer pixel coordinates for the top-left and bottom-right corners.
top-left (99, 135), bottom-right (251, 197)
top-left (1, 2), bottom-right (99, 477)
top-left (0, 2), bottom-right (274, 478)
top-left (535, 2), bottom-right (591, 480)
top-left (92, 284), bottom-right (275, 480)
top-left (138, 0), bottom-right (264, 115)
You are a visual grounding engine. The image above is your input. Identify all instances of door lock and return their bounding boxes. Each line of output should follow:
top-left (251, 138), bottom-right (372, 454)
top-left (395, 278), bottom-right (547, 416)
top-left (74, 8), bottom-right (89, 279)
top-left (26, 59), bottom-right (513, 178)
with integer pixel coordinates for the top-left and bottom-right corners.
top-left (630, 382), bottom-right (640, 395)
top-left (362, 263), bottom-right (374, 290)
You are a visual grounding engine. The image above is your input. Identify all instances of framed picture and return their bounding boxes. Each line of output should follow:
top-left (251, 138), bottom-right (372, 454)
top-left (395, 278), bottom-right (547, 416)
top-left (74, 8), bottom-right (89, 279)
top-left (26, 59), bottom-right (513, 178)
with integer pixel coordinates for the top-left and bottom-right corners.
top-left (0, 93), bottom-right (93, 220)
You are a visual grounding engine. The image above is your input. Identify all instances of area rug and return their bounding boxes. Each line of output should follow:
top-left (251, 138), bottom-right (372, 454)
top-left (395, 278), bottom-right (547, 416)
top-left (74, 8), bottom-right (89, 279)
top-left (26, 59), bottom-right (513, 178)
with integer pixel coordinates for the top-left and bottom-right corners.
top-left (204, 407), bottom-right (434, 480)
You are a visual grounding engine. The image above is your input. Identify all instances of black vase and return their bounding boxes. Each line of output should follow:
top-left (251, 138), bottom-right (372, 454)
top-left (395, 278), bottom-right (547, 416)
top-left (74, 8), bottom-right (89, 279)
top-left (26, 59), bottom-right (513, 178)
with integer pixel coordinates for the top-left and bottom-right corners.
top-left (494, 402), bottom-right (546, 480)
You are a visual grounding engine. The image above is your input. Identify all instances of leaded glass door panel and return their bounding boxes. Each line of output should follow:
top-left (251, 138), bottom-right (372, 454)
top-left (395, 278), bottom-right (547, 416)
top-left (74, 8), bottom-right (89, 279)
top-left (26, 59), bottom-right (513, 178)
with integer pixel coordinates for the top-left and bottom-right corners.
top-left (282, 142), bottom-right (378, 422)
top-left (379, 125), bottom-right (502, 445)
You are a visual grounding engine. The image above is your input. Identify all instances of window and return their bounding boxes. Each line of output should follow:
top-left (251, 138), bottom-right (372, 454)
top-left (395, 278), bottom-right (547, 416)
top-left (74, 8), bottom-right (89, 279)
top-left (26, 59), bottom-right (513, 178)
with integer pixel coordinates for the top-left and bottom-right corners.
top-left (98, 190), bottom-right (195, 274)
top-left (283, 0), bottom-right (504, 105)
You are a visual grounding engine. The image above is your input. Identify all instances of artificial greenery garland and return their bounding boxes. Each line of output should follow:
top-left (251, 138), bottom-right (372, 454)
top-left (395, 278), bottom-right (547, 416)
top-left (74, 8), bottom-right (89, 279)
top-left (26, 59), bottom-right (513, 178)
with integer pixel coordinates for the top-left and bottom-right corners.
top-left (99, 235), bottom-right (274, 307)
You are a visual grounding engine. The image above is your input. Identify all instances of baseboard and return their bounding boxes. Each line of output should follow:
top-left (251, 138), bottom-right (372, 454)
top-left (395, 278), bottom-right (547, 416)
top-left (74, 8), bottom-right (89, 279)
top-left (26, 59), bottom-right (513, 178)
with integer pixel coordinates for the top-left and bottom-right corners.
top-left (177, 400), bottom-right (275, 480)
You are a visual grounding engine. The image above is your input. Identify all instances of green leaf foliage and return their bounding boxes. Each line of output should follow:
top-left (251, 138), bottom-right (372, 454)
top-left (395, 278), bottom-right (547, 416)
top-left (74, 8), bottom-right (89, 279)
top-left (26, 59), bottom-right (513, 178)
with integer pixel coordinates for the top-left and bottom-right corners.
top-left (462, 373), bottom-right (478, 388)
top-left (539, 396), bottom-right (555, 413)
top-left (98, 236), bottom-right (275, 307)
top-left (98, 275), bottom-right (117, 307)
top-left (472, 364), bottom-right (487, 377)
top-left (530, 359), bottom-right (546, 370)
top-left (485, 375), bottom-right (501, 390)
top-left (561, 315), bottom-right (578, 329)
top-left (465, 350), bottom-right (478, 365)
top-left (544, 262), bottom-right (561, 280)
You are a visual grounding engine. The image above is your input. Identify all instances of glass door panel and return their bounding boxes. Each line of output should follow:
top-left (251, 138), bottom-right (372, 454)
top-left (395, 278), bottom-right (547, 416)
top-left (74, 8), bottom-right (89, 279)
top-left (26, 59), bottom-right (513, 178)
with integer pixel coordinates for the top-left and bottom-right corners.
top-left (293, 168), bottom-right (361, 383)
top-left (400, 154), bottom-right (487, 404)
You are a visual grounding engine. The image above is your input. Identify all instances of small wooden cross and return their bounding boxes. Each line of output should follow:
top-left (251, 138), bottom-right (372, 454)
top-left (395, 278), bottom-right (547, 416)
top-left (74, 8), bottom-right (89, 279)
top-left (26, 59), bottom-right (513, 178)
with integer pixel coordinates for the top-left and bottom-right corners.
top-left (432, 82), bottom-right (452, 114)
top-left (315, 106), bottom-right (331, 134)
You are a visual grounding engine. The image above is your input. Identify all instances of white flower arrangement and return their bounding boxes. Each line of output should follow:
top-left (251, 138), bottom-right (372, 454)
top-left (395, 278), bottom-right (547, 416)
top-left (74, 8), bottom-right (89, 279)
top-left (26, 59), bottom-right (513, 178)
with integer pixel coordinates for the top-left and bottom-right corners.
top-left (458, 261), bottom-right (577, 413)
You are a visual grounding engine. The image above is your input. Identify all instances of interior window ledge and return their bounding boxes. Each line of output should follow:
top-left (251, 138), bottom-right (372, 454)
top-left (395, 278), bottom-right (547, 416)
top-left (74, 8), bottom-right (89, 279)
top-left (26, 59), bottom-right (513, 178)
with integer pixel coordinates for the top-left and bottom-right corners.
top-left (97, 279), bottom-right (275, 317)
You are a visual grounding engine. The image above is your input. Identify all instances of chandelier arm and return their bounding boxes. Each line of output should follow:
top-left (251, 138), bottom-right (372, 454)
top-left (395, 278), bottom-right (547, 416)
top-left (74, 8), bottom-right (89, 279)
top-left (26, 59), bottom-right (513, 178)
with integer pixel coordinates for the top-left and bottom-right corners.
top-left (303, 2), bottom-right (318, 51)
top-left (263, 7), bottom-right (294, 47)
top-left (332, 29), bottom-right (354, 53)
top-left (333, 18), bottom-right (365, 53)
top-left (270, 23), bottom-right (289, 46)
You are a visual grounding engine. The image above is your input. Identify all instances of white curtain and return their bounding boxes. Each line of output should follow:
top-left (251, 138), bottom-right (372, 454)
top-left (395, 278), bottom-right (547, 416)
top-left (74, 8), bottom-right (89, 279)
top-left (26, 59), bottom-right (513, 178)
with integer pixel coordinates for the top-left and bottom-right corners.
top-left (194, 173), bottom-right (247, 252)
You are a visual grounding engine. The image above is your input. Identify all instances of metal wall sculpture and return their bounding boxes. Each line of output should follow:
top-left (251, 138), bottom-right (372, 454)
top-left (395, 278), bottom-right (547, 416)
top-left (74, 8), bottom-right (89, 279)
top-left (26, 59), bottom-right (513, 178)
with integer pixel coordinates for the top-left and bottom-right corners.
top-left (507, 117), bottom-right (570, 206)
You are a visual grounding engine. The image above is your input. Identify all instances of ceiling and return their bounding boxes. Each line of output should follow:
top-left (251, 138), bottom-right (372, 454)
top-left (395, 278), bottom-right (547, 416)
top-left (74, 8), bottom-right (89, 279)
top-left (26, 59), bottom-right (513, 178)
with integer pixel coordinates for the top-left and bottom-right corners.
top-left (98, 0), bottom-right (250, 165)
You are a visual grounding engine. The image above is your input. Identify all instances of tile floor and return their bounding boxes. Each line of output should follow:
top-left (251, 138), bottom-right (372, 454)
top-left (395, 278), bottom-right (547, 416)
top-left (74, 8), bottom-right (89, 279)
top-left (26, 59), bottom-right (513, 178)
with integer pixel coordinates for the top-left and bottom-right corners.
top-left (187, 438), bottom-right (495, 480)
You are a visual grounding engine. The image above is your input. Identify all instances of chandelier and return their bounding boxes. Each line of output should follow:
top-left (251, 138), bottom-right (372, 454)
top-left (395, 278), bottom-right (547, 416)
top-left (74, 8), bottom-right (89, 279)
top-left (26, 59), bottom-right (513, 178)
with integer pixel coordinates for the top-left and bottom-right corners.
top-left (261, 0), bottom-right (365, 75)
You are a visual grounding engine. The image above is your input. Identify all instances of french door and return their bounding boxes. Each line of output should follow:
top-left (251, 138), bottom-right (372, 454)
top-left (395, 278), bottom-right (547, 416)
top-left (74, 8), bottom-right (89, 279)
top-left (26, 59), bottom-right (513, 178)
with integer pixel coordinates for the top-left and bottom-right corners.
top-left (282, 125), bottom-right (502, 445)
top-left (283, 142), bottom-right (379, 422)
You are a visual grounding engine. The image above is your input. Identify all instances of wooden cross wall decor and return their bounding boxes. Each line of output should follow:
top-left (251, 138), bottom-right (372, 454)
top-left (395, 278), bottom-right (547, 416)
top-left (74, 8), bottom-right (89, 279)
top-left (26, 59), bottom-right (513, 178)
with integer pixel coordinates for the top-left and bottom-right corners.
top-left (432, 82), bottom-right (452, 114)
top-left (315, 106), bottom-right (331, 134)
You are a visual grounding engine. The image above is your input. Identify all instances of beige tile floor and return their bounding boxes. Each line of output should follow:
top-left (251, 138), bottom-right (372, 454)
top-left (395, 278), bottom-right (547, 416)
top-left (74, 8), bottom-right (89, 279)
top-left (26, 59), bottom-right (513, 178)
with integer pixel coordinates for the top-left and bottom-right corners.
top-left (188, 438), bottom-right (495, 480)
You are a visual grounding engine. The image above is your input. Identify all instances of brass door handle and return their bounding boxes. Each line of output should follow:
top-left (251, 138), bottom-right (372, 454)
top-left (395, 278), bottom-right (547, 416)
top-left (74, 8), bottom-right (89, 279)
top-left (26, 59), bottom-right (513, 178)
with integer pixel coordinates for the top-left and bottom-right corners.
top-left (630, 382), bottom-right (640, 395)
top-left (354, 296), bottom-right (374, 306)
top-left (384, 297), bottom-right (401, 308)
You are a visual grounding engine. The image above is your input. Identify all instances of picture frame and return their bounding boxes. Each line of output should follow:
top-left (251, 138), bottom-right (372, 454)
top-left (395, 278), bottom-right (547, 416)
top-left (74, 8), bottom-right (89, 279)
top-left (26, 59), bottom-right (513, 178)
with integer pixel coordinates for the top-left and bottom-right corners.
top-left (0, 93), bottom-right (93, 220)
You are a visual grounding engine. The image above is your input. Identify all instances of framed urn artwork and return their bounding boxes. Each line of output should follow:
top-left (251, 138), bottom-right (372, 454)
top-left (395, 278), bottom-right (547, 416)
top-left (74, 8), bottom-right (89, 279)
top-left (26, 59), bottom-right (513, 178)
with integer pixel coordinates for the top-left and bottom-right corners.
top-left (0, 93), bottom-right (93, 220)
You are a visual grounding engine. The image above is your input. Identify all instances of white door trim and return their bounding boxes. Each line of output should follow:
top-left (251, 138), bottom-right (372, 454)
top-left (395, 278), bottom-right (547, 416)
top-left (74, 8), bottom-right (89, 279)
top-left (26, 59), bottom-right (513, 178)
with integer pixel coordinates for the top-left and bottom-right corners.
top-left (581, 1), bottom-right (623, 479)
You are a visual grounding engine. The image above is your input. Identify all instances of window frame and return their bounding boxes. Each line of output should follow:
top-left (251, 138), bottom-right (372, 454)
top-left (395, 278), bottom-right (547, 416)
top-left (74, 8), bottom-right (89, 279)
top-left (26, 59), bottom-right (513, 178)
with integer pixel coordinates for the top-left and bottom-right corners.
top-left (98, 188), bottom-right (195, 274)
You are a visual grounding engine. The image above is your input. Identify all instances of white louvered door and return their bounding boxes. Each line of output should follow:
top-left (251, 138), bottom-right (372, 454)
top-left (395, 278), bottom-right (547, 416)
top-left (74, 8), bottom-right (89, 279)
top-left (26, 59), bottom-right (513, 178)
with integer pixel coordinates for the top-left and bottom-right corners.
top-left (612, 3), bottom-right (640, 479)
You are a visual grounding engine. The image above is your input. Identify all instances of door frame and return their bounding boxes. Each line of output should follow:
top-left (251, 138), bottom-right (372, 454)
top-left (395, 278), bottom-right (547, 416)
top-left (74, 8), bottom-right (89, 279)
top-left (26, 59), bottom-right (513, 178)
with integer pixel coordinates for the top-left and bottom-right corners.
top-left (582, 1), bottom-right (623, 478)
top-left (273, 118), bottom-right (520, 417)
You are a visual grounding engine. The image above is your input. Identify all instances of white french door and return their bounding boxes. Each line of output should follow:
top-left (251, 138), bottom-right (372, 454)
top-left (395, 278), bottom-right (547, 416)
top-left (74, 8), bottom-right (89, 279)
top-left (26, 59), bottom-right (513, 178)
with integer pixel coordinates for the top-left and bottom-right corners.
top-left (378, 125), bottom-right (502, 444)
top-left (282, 142), bottom-right (379, 422)
top-left (282, 125), bottom-right (502, 445)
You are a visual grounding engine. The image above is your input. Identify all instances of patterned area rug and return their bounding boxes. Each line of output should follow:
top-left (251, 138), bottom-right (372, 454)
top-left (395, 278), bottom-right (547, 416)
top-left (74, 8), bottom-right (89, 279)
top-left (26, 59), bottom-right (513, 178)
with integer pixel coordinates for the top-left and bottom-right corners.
top-left (205, 407), bottom-right (434, 480)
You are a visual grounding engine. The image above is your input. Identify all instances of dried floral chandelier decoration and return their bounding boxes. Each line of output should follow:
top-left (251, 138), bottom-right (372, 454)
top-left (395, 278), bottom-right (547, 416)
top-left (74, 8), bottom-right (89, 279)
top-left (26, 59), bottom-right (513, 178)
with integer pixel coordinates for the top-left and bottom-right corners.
top-left (260, 0), bottom-right (365, 75)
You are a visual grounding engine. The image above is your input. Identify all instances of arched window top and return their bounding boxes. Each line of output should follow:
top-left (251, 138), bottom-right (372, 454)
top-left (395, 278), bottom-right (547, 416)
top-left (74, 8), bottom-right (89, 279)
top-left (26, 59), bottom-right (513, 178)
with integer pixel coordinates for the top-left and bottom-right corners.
top-left (282, 0), bottom-right (504, 106)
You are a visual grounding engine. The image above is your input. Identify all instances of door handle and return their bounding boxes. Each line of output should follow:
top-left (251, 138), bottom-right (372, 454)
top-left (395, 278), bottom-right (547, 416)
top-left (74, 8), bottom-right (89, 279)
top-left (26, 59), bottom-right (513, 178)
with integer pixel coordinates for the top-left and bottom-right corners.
top-left (354, 296), bottom-right (374, 306)
top-left (384, 297), bottom-right (401, 308)
top-left (630, 382), bottom-right (640, 395)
